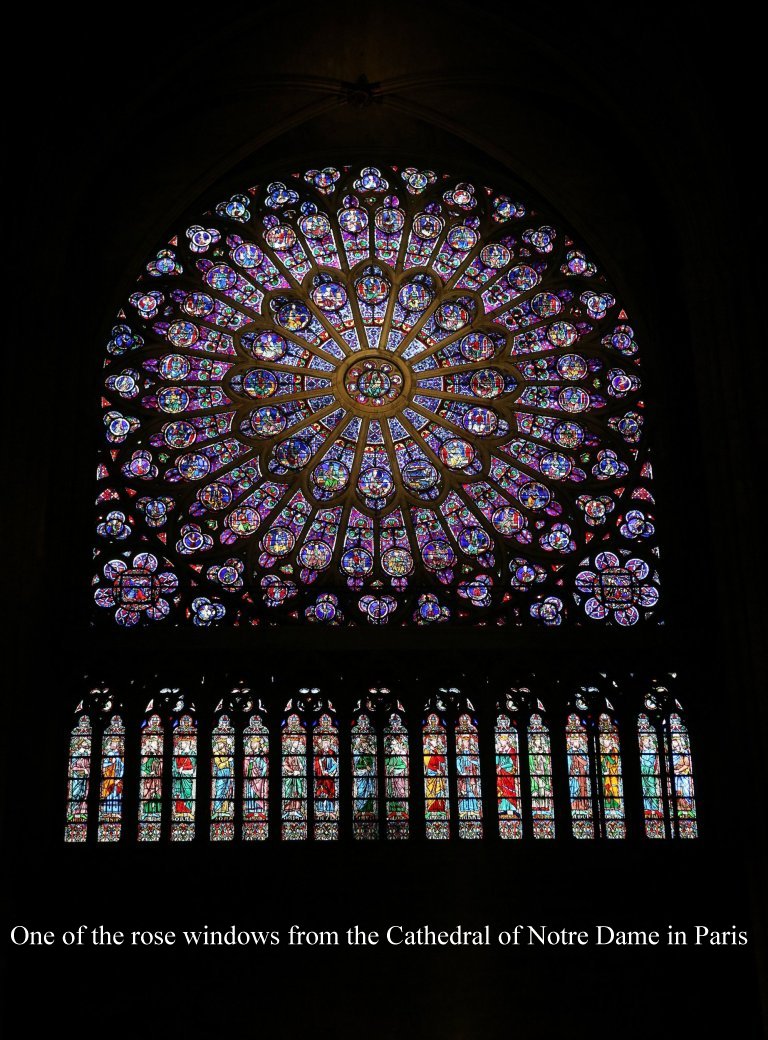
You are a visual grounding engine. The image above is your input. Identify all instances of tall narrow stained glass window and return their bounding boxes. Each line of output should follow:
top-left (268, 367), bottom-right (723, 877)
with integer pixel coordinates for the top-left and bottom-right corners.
top-left (171, 714), bottom-right (197, 841)
top-left (495, 714), bottom-right (522, 839)
top-left (352, 713), bottom-right (378, 839)
top-left (638, 713), bottom-right (665, 838)
top-left (423, 713), bottom-right (450, 839)
top-left (669, 713), bottom-right (697, 838)
top-left (455, 713), bottom-right (482, 838)
top-left (98, 715), bottom-right (125, 842)
top-left (139, 713), bottom-right (164, 841)
top-left (313, 712), bottom-right (340, 840)
top-left (384, 712), bottom-right (410, 839)
top-left (597, 713), bottom-right (625, 838)
top-left (210, 715), bottom-right (236, 840)
top-left (65, 716), bottom-right (92, 842)
top-left (528, 713), bottom-right (555, 838)
top-left (566, 714), bottom-right (594, 838)
top-left (92, 163), bottom-right (662, 633)
top-left (243, 713), bottom-right (269, 840)
top-left (281, 713), bottom-right (307, 840)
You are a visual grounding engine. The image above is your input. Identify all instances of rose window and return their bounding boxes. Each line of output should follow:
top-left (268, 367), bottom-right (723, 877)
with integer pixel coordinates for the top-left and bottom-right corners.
top-left (94, 164), bottom-right (660, 626)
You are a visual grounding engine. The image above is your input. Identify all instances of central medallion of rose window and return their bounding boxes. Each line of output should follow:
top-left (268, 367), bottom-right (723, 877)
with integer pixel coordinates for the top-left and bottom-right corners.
top-left (345, 358), bottom-right (403, 408)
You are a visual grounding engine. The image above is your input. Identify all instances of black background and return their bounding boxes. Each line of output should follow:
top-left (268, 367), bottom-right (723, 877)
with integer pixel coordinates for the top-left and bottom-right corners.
top-left (3, 5), bottom-right (766, 1036)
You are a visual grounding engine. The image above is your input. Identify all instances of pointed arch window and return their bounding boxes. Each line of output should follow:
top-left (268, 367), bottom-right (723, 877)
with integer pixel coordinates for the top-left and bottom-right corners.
top-left (98, 715), bottom-right (125, 842)
top-left (139, 713), bottom-right (164, 841)
top-left (313, 712), bottom-right (340, 840)
top-left (243, 712), bottom-right (269, 840)
top-left (384, 711), bottom-right (410, 840)
top-left (65, 715), bottom-right (92, 843)
top-left (597, 713), bottom-right (625, 838)
top-left (566, 713), bottom-right (594, 838)
top-left (423, 712), bottom-right (450, 839)
top-left (495, 713), bottom-right (522, 839)
top-left (637, 689), bottom-right (698, 839)
top-left (171, 714), bottom-right (197, 841)
top-left (527, 712), bottom-right (555, 838)
top-left (669, 712), bottom-right (697, 838)
top-left (210, 715), bottom-right (236, 840)
top-left (638, 713), bottom-right (665, 838)
top-left (281, 712), bottom-right (308, 840)
top-left (566, 695), bottom-right (626, 839)
top-left (455, 713), bottom-right (483, 838)
top-left (351, 711), bottom-right (379, 839)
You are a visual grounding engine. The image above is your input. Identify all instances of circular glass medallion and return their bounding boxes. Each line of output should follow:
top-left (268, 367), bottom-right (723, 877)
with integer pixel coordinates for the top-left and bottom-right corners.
top-left (480, 243), bottom-right (510, 268)
top-left (275, 438), bottom-right (312, 469)
top-left (422, 539), bottom-right (456, 571)
top-left (227, 507), bottom-right (260, 537)
top-left (345, 359), bottom-right (403, 408)
top-left (553, 421), bottom-right (584, 448)
top-left (460, 332), bottom-right (496, 362)
top-left (469, 369), bottom-right (505, 398)
top-left (402, 460), bottom-right (439, 492)
top-left (355, 273), bottom-right (390, 304)
top-left (341, 548), bottom-right (373, 576)
top-left (435, 301), bottom-right (471, 331)
top-left (439, 439), bottom-right (475, 469)
top-left (157, 387), bottom-right (189, 413)
top-left (311, 459), bottom-right (349, 493)
top-left (298, 540), bottom-right (333, 570)
top-left (277, 301), bottom-right (311, 330)
top-left (198, 482), bottom-right (233, 511)
top-left (160, 354), bottom-right (191, 380)
top-left (177, 453), bottom-right (210, 481)
top-left (398, 281), bottom-right (434, 311)
top-left (518, 481), bottom-right (550, 510)
top-left (163, 421), bottom-right (196, 449)
top-left (382, 548), bottom-right (414, 577)
top-left (357, 466), bottom-right (394, 499)
top-left (458, 527), bottom-right (492, 555)
top-left (247, 406), bottom-right (285, 437)
top-left (241, 331), bottom-right (287, 361)
top-left (311, 281), bottom-right (347, 311)
top-left (261, 527), bottom-right (295, 557)
top-left (243, 369), bottom-right (278, 398)
top-left (492, 506), bottom-right (525, 535)
top-left (462, 406), bottom-right (498, 436)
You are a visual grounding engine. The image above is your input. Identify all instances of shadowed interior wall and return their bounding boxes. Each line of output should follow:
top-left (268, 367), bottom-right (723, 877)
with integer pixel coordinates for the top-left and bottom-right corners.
top-left (5, 6), bottom-right (765, 1036)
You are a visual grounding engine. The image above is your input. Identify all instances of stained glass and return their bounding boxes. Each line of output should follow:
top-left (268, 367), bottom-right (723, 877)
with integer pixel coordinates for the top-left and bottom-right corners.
top-left (243, 714), bottom-right (269, 840)
top-left (597, 714), bottom-right (625, 838)
top-left (638, 713), bottom-right (665, 838)
top-left (65, 716), bottom-right (92, 842)
top-left (528, 713), bottom-right (555, 838)
top-left (171, 714), bottom-right (197, 841)
top-left (566, 714), bottom-right (594, 838)
top-left (94, 164), bottom-right (660, 629)
top-left (352, 714), bottom-right (378, 839)
top-left (281, 713), bottom-right (307, 839)
top-left (313, 713), bottom-right (339, 840)
top-left (210, 715), bottom-right (235, 840)
top-left (97, 716), bottom-right (125, 842)
top-left (384, 713), bottom-right (410, 839)
top-left (495, 715), bottom-right (522, 839)
top-left (455, 713), bottom-right (482, 838)
top-left (139, 713), bottom-right (164, 841)
top-left (669, 713), bottom-right (697, 838)
top-left (423, 713), bottom-right (449, 839)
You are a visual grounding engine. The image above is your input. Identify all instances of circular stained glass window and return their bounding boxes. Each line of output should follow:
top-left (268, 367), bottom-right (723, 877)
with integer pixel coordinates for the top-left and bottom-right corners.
top-left (94, 164), bottom-right (659, 627)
